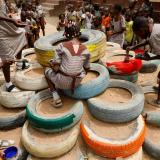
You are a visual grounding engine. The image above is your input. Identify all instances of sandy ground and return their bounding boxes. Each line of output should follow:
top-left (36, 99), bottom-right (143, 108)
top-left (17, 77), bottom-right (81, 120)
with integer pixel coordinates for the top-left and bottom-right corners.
top-left (0, 16), bottom-right (159, 160)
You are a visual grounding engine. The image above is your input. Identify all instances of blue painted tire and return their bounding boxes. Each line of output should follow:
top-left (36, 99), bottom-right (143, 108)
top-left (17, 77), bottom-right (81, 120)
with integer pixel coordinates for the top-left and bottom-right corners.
top-left (140, 53), bottom-right (160, 73)
top-left (27, 89), bottom-right (83, 133)
top-left (63, 63), bottom-right (110, 99)
top-left (145, 112), bottom-right (160, 127)
top-left (110, 71), bottom-right (138, 83)
top-left (87, 79), bottom-right (144, 123)
top-left (143, 138), bottom-right (160, 160)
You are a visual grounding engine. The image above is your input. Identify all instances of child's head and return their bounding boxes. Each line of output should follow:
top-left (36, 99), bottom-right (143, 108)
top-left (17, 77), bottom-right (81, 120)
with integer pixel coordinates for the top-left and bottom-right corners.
top-left (32, 5), bottom-right (36, 12)
top-left (59, 14), bottom-right (65, 21)
top-left (133, 16), bottom-right (149, 39)
top-left (22, 3), bottom-right (27, 11)
top-left (27, 2), bottom-right (32, 11)
top-left (35, 0), bottom-right (40, 6)
top-left (125, 10), bottom-right (132, 22)
top-left (64, 23), bottom-right (81, 39)
top-left (128, 0), bottom-right (138, 9)
top-left (113, 4), bottom-right (122, 16)
top-left (93, 3), bottom-right (100, 11)
top-left (26, 11), bottom-right (32, 20)
top-left (104, 7), bottom-right (109, 17)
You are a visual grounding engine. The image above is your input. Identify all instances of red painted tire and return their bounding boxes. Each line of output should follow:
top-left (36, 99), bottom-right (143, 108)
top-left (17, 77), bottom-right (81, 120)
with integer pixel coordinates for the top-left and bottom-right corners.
top-left (107, 59), bottom-right (142, 74)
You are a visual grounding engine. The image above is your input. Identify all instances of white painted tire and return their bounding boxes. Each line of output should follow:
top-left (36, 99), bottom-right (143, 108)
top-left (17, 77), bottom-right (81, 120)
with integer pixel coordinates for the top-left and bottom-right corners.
top-left (15, 63), bottom-right (48, 91)
top-left (22, 48), bottom-right (37, 64)
top-left (0, 65), bottom-right (15, 85)
top-left (0, 84), bottom-right (35, 108)
top-left (22, 121), bottom-right (79, 158)
top-left (88, 147), bottom-right (142, 160)
top-left (106, 42), bottom-right (121, 51)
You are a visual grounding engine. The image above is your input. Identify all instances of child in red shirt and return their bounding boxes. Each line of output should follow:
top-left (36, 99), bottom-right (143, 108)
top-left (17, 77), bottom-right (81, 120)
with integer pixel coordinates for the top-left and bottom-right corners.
top-left (101, 8), bottom-right (110, 33)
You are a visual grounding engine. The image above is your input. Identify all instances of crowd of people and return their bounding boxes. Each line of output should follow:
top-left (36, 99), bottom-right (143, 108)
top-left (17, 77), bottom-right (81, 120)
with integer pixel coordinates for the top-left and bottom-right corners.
top-left (4, 0), bottom-right (46, 47)
top-left (57, 0), bottom-right (153, 48)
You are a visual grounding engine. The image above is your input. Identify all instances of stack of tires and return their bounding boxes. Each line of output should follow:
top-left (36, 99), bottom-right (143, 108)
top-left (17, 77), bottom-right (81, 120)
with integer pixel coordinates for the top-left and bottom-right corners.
top-left (0, 48), bottom-right (44, 159)
top-left (20, 63), bottom-right (110, 159)
top-left (141, 86), bottom-right (160, 159)
top-left (80, 79), bottom-right (145, 159)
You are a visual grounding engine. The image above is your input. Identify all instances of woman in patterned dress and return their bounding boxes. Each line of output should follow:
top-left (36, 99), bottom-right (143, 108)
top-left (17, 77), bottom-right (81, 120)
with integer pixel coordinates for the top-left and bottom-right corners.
top-left (45, 23), bottom-right (90, 107)
top-left (0, 0), bottom-right (27, 92)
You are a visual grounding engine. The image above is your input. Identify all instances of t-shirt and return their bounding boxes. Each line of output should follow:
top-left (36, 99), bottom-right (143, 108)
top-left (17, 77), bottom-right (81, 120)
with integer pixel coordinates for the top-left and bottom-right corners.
top-left (149, 24), bottom-right (160, 55)
top-left (101, 16), bottom-right (110, 28)
top-left (125, 21), bottom-right (133, 43)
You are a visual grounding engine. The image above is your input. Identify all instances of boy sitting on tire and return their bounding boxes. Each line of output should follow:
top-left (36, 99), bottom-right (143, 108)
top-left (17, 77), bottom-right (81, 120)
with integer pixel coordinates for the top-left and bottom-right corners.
top-left (45, 22), bottom-right (90, 108)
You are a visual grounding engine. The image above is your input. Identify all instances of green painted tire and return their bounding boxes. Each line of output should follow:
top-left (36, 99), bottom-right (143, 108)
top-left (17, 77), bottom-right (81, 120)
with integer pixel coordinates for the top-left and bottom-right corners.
top-left (27, 90), bottom-right (83, 133)
top-left (110, 72), bottom-right (138, 83)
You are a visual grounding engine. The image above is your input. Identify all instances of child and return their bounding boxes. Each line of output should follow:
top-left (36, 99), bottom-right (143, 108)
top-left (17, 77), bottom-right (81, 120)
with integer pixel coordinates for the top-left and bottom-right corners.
top-left (101, 7), bottom-right (110, 33)
top-left (36, 0), bottom-right (46, 36)
top-left (124, 11), bottom-right (133, 48)
top-left (45, 24), bottom-right (90, 107)
top-left (25, 12), bottom-right (36, 47)
top-left (21, 3), bottom-right (27, 22)
top-left (127, 17), bottom-right (160, 60)
top-left (57, 14), bottom-right (66, 31)
top-left (93, 3), bottom-right (101, 29)
top-left (82, 6), bottom-right (94, 29)
top-left (108, 4), bottom-right (126, 48)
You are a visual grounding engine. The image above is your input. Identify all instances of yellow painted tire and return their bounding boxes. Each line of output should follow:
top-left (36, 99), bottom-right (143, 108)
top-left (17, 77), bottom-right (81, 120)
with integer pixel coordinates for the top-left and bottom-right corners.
top-left (34, 29), bottom-right (107, 66)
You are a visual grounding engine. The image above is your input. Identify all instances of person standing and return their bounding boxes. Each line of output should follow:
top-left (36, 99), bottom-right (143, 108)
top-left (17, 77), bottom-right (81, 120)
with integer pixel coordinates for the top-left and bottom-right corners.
top-left (0, 0), bottom-right (27, 92)
top-left (108, 4), bottom-right (126, 48)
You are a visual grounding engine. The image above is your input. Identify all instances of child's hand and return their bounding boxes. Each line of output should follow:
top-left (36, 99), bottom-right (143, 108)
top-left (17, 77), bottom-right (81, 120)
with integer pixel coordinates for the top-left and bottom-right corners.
top-left (107, 31), bottom-right (113, 36)
top-left (53, 64), bottom-right (60, 72)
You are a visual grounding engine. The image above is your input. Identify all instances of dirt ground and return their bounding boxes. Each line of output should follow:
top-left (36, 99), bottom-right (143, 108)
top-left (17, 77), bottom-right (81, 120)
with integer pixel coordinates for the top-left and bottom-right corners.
top-left (0, 16), bottom-right (159, 160)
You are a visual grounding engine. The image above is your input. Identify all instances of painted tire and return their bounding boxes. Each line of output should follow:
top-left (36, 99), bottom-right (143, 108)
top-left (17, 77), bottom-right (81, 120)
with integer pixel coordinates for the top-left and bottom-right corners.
top-left (107, 59), bottom-right (142, 75)
top-left (80, 115), bottom-right (146, 159)
top-left (15, 63), bottom-right (48, 91)
top-left (0, 108), bottom-right (26, 129)
top-left (0, 65), bottom-right (15, 85)
top-left (27, 89), bottom-right (83, 133)
top-left (110, 71), bottom-right (138, 83)
top-left (106, 42), bottom-right (121, 51)
top-left (88, 147), bottom-right (142, 160)
top-left (145, 111), bottom-right (160, 127)
top-left (22, 48), bottom-right (37, 63)
top-left (27, 155), bottom-right (86, 160)
top-left (140, 63), bottom-right (157, 73)
top-left (140, 53), bottom-right (160, 73)
top-left (63, 63), bottom-right (110, 99)
top-left (99, 50), bottom-right (135, 67)
top-left (34, 29), bottom-right (107, 66)
top-left (17, 147), bottom-right (28, 160)
top-left (142, 85), bottom-right (156, 94)
top-left (143, 111), bottom-right (160, 160)
top-left (0, 84), bottom-right (35, 108)
top-left (87, 79), bottom-right (144, 123)
top-left (143, 138), bottom-right (160, 160)
top-left (22, 121), bottom-right (79, 158)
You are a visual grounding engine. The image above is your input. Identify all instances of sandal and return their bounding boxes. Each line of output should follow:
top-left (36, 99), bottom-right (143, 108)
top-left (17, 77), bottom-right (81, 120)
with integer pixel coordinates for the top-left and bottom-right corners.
top-left (16, 59), bottom-right (30, 70)
top-left (0, 140), bottom-right (14, 149)
top-left (6, 85), bottom-right (20, 92)
top-left (52, 91), bottom-right (63, 108)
